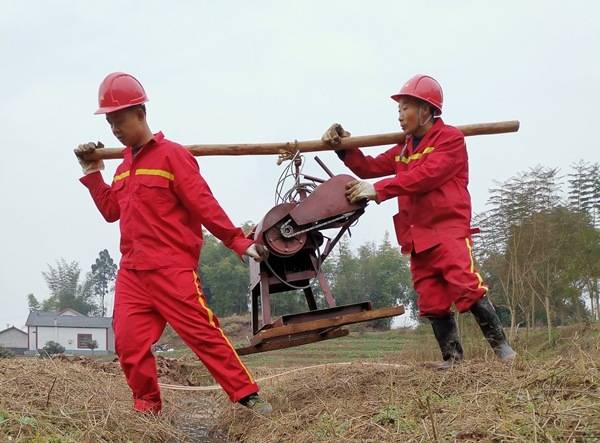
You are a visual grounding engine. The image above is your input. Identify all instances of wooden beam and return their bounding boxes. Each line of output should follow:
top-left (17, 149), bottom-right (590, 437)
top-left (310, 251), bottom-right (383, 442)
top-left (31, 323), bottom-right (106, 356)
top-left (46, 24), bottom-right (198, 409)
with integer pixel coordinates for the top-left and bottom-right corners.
top-left (87, 120), bottom-right (519, 160)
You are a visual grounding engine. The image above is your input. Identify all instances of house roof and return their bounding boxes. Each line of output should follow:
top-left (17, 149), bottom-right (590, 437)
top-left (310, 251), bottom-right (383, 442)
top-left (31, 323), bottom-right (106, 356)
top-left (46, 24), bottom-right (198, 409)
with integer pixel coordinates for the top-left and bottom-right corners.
top-left (0, 326), bottom-right (27, 336)
top-left (25, 310), bottom-right (112, 328)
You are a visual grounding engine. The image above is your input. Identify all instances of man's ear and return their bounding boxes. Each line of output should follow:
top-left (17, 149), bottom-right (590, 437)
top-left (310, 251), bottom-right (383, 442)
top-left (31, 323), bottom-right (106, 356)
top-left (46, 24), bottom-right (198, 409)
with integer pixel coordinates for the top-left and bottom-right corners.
top-left (418, 103), bottom-right (433, 121)
top-left (136, 106), bottom-right (146, 121)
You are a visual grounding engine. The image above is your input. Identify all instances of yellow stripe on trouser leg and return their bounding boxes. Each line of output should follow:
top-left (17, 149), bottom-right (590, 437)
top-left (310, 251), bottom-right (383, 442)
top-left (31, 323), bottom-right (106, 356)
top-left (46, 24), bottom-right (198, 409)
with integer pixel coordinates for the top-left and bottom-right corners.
top-left (192, 271), bottom-right (255, 384)
top-left (193, 271), bottom-right (215, 327)
top-left (465, 238), bottom-right (489, 291)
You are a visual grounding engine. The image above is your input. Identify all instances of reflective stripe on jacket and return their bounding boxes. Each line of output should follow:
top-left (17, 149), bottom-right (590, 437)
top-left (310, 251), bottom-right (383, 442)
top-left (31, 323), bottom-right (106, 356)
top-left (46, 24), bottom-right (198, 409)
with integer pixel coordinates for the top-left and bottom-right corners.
top-left (341, 119), bottom-right (472, 254)
top-left (80, 132), bottom-right (252, 269)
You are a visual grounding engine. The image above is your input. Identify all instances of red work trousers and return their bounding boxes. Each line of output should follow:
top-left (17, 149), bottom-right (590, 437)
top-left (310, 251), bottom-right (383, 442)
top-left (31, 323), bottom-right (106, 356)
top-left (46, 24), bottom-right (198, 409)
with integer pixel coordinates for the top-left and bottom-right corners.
top-left (411, 237), bottom-right (488, 318)
top-left (113, 268), bottom-right (258, 413)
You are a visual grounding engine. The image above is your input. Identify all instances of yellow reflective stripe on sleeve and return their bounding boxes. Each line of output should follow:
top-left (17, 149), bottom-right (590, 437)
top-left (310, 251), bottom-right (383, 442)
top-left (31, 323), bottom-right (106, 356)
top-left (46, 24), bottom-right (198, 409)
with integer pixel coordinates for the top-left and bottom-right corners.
top-left (135, 169), bottom-right (175, 180)
top-left (465, 238), bottom-right (488, 291)
top-left (398, 146), bottom-right (435, 164)
top-left (192, 271), bottom-right (255, 384)
top-left (113, 170), bottom-right (130, 182)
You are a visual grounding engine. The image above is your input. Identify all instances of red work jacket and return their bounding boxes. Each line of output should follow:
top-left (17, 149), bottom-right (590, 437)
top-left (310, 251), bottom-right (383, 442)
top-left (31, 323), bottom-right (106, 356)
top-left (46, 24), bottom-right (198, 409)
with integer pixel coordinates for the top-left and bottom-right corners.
top-left (342, 119), bottom-right (472, 254)
top-left (80, 132), bottom-right (253, 270)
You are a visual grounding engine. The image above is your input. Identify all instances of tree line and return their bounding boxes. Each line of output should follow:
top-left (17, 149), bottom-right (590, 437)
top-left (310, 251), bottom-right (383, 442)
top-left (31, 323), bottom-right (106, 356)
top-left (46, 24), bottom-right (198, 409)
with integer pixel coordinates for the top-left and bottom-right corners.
top-left (28, 233), bottom-right (414, 330)
top-left (27, 249), bottom-right (117, 317)
top-left (474, 160), bottom-right (600, 341)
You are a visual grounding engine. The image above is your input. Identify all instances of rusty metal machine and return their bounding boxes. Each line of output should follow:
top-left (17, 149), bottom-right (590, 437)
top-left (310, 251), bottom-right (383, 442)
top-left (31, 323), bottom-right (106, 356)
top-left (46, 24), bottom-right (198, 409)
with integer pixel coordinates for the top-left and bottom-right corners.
top-left (236, 154), bottom-right (404, 355)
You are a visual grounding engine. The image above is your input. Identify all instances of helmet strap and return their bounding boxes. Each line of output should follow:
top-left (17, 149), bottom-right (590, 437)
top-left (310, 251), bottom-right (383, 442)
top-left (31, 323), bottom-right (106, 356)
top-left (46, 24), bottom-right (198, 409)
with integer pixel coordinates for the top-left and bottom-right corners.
top-left (417, 106), bottom-right (433, 127)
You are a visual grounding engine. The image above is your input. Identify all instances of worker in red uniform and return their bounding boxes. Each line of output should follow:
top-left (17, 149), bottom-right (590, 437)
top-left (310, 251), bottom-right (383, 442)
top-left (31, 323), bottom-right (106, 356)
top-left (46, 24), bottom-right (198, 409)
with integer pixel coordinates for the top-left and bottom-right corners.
top-left (75, 72), bottom-right (272, 413)
top-left (322, 74), bottom-right (516, 368)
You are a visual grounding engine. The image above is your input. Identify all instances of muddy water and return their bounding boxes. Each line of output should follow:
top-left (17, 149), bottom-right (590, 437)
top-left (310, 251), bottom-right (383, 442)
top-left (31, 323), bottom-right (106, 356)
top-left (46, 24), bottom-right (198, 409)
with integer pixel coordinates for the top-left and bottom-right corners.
top-left (169, 395), bottom-right (226, 443)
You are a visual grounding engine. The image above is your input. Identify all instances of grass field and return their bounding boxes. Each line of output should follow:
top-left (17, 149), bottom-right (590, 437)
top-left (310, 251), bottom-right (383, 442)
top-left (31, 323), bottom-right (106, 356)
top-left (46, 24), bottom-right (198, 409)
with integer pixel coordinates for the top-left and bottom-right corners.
top-left (1, 320), bottom-right (599, 442)
top-left (238, 330), bottom-right (412, 367)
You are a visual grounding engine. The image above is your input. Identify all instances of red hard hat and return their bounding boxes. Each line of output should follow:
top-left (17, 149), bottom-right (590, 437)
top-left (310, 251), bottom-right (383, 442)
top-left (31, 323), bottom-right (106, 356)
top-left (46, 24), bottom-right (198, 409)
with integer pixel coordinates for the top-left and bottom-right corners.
top-left (391, 74), bottom-right (443, 116)
top-left (94, 72), bottom-right (148, 115)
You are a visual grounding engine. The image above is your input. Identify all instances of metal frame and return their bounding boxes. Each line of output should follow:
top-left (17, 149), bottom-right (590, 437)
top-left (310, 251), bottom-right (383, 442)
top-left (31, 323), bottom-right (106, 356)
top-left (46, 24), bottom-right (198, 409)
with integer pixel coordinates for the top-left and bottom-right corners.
top-left (238, 156), bottom-right (404, 355)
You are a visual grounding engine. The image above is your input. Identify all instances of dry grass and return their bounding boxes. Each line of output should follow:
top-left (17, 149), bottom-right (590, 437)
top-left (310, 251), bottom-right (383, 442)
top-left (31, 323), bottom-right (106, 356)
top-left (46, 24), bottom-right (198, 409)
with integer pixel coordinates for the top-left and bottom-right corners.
top-left (1, 322), bottom-right (599, 442)
top-left (217, 356), bottom-right (600, 442)
top-left (217, 323), bottom-right (600, 442)
top-left (0, 357), bottom-right (184, 442)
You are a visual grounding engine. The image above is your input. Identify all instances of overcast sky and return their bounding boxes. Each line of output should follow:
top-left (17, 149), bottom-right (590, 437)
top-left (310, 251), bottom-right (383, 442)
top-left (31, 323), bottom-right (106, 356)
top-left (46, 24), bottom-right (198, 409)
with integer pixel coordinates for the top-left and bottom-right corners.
top-left (1, 1), bottom-right (598, 329)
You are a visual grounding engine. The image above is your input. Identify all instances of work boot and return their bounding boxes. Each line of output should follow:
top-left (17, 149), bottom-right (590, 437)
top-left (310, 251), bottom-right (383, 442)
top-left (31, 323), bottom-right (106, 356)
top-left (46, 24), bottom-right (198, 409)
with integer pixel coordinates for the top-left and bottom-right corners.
top-left (239, 394), bottom-right (273, 415)
top-left (470, 297), bottom-right (517, 361)
top-left (428, 315), bottom-right (464, 369)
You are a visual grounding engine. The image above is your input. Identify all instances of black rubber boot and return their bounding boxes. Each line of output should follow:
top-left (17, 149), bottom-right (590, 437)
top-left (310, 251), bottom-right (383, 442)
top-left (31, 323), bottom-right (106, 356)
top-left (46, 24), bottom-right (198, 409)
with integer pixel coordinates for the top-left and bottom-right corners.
top-left (429, 315), bottom-right (464, 369)
top-left (470, 297), bottom-right (517, 361)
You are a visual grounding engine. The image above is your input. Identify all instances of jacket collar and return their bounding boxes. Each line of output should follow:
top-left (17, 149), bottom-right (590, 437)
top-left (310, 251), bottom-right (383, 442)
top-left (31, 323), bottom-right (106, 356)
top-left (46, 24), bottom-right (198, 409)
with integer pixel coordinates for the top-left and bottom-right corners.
top-left (123, 131), bottom-right (164, 163)
top-left (408, 118), bottom-right (443, 154)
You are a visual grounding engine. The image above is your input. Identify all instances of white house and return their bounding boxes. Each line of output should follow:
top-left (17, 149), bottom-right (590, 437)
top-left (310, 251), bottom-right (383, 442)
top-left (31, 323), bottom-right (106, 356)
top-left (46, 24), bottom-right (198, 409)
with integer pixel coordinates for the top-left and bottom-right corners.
top-left (25, 308), bottom-right (114, 355)
top-left (0, 326), bottom-right (28, 354)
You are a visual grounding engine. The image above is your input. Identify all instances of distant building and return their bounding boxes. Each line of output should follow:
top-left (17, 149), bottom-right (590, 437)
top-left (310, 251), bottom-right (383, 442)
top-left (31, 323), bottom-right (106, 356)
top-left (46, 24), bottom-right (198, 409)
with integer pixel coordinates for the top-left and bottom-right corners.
top-left (25, 308), bottom-right (114, 355)
top-left (0, 326), bottom-right (28, 355)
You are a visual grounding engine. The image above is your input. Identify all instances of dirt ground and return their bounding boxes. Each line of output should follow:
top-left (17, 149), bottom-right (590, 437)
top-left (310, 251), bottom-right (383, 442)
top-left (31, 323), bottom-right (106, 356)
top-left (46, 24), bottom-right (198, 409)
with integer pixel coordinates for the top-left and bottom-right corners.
top-left (1, 323), bottom-right (599, 442)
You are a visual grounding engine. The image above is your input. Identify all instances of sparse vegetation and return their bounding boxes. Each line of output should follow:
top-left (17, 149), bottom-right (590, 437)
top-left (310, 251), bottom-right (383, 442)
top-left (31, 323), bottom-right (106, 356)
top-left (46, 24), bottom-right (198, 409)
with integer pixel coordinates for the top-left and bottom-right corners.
top-left (40, 341), bottom-right (65, 357)
top-left (0, 346), bottom-right (14, 359)
top-left (1, 321), bottom-right (599, 442)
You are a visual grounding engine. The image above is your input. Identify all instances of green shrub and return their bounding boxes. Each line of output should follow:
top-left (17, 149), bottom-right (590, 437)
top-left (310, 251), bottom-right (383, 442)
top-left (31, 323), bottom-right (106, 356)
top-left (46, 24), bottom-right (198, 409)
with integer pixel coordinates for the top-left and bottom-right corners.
top-left (0, 346), bottom-right (14, 358)
top-left (40, 341), bottom-right (65, 357)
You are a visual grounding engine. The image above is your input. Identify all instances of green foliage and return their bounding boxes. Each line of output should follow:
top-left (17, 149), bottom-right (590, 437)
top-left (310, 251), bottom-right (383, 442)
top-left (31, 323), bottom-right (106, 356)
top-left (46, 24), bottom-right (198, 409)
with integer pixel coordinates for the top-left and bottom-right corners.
top-left (40, 259), bottom-right (97, 315)
top-left (475, 162), bottom-right (600, 340)
top-left (18, 416), bottom-right (37, 427)
top-left (90, 249), bottom-right (117, 317)
top-left (0, 346), bottom-right (14, 359)
top-left (27, 293), bottom-right (40, 310)
top-left (198, 229), bottom-right (251, 317)
top-left (31, 251), bottom-right (116, 317)
top-left (314, 412), bottom-right (349, 439)
top-left (270, 290), bottom-right (310, 317)
top-left (568, 160), bottom-right (600, 226)
top-left (373, 405), bottom-right (401, 426)
top-left (41, 341), bottom-right (65, 356)
top-left (331, 234), bottom-right (412, 329)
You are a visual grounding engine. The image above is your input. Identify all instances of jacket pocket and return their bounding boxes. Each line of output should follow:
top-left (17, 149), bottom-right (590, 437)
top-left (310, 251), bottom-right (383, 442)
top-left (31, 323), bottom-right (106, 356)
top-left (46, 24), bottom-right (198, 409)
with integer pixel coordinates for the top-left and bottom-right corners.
top-left (135, 176), bottom-right (173, 206)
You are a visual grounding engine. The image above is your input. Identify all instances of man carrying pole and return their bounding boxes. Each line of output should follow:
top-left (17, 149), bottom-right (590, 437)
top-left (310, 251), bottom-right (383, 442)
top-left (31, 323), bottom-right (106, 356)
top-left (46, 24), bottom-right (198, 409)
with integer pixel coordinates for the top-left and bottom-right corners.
top-left (321, 74), bottom-right (516, 369)
top-left (75, 72), bottom-right (272, 414)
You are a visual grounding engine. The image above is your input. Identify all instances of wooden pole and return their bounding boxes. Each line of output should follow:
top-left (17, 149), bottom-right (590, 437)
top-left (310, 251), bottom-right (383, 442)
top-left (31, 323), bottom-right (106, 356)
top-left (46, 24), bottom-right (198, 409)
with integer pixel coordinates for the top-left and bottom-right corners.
top-left (86, 120), bottom-right (519, 160)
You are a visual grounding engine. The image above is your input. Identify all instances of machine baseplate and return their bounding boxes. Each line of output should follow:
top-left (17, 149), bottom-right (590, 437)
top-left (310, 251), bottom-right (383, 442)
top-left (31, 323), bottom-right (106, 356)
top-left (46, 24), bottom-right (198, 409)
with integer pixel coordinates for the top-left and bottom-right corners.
top-left (235, 302), bottom-right (405, 356)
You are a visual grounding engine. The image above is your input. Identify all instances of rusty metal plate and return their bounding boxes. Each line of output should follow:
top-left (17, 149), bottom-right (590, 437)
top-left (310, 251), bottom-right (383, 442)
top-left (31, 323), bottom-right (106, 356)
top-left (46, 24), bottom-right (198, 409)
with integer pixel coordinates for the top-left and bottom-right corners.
top-left (289, 174), bottom-right (366, 226)
top-left (251, 305), bottom-right (405, 345)
top-left (236, 328), bottom-right (349, 356)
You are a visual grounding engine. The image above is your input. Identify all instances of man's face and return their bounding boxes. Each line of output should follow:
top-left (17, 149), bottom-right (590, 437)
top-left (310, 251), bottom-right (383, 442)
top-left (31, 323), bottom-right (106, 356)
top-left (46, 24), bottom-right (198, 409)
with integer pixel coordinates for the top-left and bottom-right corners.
top-left (398, 97), bottom-right (427, 134)
top-left (106, 107), bottom-right (143, 147)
